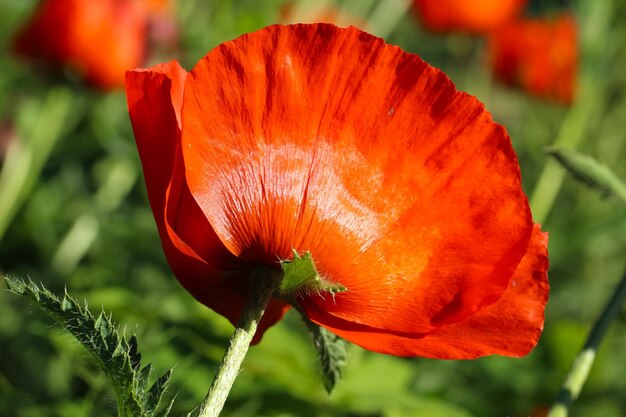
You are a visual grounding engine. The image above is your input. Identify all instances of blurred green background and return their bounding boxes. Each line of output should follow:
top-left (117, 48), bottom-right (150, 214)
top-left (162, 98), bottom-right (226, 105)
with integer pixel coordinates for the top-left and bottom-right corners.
top-left (0, 0), bottom-right (624, 416)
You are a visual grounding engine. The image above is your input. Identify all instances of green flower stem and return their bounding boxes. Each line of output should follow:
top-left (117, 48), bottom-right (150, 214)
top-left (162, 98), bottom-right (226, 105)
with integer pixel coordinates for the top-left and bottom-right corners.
top-left (548, 268), bottom-right (626, 417)
top-left (197, 272), bottom-right (278, 417)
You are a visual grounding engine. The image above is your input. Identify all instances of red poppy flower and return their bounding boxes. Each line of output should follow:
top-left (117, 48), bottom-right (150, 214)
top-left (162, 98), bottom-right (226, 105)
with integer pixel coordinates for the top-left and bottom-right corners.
top-left (412, 0), bottom-right (527, 34)
top-left (14, 0), bottom-right (173, 90)
top-left (488, 14), bottom-right (577, 104)
top-left (126, 24), bottom-right (549, 359)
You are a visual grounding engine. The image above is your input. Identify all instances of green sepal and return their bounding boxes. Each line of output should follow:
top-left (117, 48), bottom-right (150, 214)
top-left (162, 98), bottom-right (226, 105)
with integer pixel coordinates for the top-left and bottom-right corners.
top-left (279, 250), bottom-right (347, 297)
top-left (4, 276), bottom-right (174, 417)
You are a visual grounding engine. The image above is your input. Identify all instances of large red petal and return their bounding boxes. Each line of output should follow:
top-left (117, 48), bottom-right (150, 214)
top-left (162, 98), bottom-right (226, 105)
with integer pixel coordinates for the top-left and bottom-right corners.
top-left (126, 63), bottom-right (289, 339)
top-left (181, 24), bottom-right (533, 337)
top-left (308, 225), bottom-right (548, 358)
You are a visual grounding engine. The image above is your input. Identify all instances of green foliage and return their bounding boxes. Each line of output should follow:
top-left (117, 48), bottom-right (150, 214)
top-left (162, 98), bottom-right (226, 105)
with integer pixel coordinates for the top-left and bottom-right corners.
top-left (4, 276), bottom-right (174, 417)
top-left (548, 148), bottom-right (626, 204)
top-left (300, 315), bottom-right (348, 394)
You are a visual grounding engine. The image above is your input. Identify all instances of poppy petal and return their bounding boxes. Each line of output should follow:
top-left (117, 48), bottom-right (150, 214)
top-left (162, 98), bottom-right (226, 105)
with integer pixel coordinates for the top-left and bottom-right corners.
top-left (126, 63), bottom-right (289, 340)
top-left (181, 24), bottom-right (533, 336)
top-left (307, 225), bottom-right (548, 358)
top-left (126, 61), bottom-right (186, 221)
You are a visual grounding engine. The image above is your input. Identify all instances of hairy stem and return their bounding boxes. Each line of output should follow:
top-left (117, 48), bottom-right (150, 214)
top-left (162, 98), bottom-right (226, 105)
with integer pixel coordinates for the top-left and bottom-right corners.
top-left (197, 272), bottom-right (277, 417)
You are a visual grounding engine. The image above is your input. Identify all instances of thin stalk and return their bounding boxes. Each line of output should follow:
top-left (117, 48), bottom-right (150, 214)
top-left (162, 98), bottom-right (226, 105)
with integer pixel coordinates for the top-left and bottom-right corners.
top-left (197, 273), bottom-right (278, 417)
top-left (547, 269), bottom-right (626, 417)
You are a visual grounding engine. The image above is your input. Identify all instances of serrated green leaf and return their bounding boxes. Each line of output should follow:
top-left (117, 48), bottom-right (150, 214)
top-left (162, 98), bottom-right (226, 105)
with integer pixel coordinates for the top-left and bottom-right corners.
top-left (547, 148), bottom-right (626, 205)
top-left (155, 396), bottom-right (177, 417)
top-left (128, 335), bottom-right (143, 371)
top-left (4, 276), bottom-right (174, 417)
top-left (6, 277), bottom-right (26, 293)
top-left (315, 326), bottom-right (348, 393)
top-left (147, 369), bottom-right (173, 413)
top-left (138, 363), bottom-right (154, 393)
top-left (61, 294), bottom-right (73, 311)
top-left (297, 308), bottom-right (349, 393)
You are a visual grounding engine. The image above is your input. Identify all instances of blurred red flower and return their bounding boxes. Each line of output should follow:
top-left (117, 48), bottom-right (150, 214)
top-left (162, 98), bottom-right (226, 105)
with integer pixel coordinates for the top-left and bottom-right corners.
top-left (14, 0), bottom-right (174, 90)
top-left (412, 0), bottom-right (526, 34)
top-left (488, 14), bottom-right (578, 104)
top-left (126, 24), bottom-right (549, 359)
